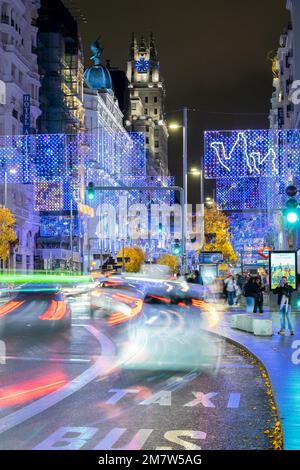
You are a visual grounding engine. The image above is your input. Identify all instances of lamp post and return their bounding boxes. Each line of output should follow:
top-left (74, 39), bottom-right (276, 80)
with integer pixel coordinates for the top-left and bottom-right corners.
top-left (169, 108), bottom-right (189, 272)
top-left (188, 167), bottom-right (205, 252)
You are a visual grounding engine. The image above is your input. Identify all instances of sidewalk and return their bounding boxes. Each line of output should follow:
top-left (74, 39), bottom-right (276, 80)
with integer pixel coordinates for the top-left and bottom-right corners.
top-left (210, 306), bottom-right (300, 450)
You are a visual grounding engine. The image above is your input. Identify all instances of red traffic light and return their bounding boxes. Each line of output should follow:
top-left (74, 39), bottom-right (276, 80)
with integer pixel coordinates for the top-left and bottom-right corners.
top-left (286, 185), bottom-right (298, 197)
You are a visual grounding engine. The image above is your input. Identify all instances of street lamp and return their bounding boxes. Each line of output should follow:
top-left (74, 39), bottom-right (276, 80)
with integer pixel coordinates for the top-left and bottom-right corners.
top-left (168, 109), bottom-right (188, 272)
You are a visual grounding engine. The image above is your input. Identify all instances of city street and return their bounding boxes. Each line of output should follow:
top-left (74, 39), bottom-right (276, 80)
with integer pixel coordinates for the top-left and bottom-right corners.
top-left (0, 288), bottom-right (277, 450)
top-left (1, 0), bottom-right (300, 460)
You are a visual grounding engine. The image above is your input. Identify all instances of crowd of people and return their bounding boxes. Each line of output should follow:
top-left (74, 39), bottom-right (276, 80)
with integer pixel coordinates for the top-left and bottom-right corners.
top-left (223, 273), bottom-right (294, 336)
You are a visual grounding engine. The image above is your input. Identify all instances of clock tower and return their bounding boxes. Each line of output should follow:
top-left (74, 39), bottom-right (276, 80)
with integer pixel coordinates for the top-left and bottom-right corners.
top-left (126, 33), bottom-right (169, 176)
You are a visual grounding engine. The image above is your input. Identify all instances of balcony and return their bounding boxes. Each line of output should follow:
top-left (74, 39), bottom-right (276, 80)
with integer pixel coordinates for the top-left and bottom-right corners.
top-left (1, 15), bottom-right (9, 25)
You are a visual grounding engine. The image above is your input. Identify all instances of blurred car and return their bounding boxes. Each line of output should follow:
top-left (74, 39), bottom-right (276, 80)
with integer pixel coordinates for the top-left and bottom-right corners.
top-left (90, 280), bottom-right (144, 326)
top-left (0, 284), bottom-right (71, 335)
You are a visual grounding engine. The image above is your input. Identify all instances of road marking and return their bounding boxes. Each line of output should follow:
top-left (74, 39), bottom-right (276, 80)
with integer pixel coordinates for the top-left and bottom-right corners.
top-left (0, 325), bottom-right (115, 436)
top-left (183, 392), bottom-right (218, 408)
top-left (227, 393), bottom-right (241, 409)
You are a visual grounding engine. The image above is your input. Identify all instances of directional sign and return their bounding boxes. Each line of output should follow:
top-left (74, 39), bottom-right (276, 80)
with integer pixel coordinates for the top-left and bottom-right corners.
top-left (257, 246), bottom-right (272, 259)
top-left (23, 94), bottom-right (31, 135)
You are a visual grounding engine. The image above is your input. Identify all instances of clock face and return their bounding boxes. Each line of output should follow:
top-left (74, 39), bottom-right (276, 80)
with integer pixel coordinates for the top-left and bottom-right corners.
top-left (134, 58), bottom-right (150, 73)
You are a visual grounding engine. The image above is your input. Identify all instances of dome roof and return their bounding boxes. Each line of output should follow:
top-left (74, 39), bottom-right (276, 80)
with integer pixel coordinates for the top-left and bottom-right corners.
top-left (84, 65), bottom-right (113, 91)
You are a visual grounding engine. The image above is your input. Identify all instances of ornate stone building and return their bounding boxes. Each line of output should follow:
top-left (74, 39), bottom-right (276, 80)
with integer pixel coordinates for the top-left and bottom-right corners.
top-left (126, 33), bottom-right (169, 176)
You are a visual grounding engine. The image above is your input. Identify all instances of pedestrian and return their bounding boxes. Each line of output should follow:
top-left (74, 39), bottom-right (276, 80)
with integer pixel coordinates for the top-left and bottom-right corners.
top-left (244, 276), bottom-right (256, 313)
top-left (252, 276), bottom-right (265, 314)
top-left (193, 269), bottom-right (204, 285)
top-left (234, 274), bottom-right (244, 306)
top-left (224, 274), bottom-right (237, 306)
top-left (273, 276), bottom-right (294, 336)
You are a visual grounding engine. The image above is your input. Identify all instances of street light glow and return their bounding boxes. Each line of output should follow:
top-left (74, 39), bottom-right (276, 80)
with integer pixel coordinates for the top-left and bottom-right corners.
top-left (190, 167), bottom-right (201, 176)
top-left (168, 123), bottom-right (181, 130)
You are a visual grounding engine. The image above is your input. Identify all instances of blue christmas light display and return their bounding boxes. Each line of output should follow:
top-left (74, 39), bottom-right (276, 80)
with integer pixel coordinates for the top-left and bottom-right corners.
top-left (216, 177), bottom-right (287, 211)
top-left (204, 129), bottom-right (300, 179)
top-left (0, 132), bottom-right (174, 238)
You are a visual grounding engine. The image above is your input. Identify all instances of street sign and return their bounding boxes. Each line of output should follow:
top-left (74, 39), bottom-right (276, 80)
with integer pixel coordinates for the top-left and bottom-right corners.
top-left (199, 251), bottom-right (223, 264)
top-left (257, 246), bottom-right (272, 259)
top-left (23, 94), bottom-right (31, 135)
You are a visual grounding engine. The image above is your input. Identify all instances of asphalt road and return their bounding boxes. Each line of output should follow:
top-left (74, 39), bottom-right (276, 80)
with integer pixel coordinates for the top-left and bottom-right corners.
top-left (0, 293), bottom-right (276, 450)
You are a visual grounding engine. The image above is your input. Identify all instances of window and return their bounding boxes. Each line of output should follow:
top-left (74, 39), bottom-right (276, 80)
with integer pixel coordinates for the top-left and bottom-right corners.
top-left (12, 109), bottom-right (18, 120)
top-left (145, 108), bottom-right (148, 114)
top-left (154, 108), bottom-right (158, 114)
top-left (146, 126), bottom-right (149, 132)
top-left (131, 103), bottom-right (136, 111)
top-left (145, 97), bottom-right (148, 103)
top-left (154, 96), bottom-right (158, 103)
top-left (146, 137), bottom-right (149, 144)
top-left (11, 64), bottom-right (16, 79)
top-left (155, 141), bottom-right (159, 148)
top-left (154, 128), bottom-right (159, 137)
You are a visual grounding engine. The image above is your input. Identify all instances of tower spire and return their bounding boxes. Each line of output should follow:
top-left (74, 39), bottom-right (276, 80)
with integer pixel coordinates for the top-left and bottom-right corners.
top-left (130, 32), bottom-right (137, 59)
top-left (150, 32), bottom-right (157, 60)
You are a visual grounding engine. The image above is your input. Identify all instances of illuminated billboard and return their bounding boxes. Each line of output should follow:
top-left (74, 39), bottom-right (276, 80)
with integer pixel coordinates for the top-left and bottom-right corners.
top-left (269, 251), bottom-right (297, 291)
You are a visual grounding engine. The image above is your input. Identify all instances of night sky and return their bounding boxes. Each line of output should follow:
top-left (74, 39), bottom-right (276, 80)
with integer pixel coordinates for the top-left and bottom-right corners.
top-left (74, 0), bottom-right (289, 202)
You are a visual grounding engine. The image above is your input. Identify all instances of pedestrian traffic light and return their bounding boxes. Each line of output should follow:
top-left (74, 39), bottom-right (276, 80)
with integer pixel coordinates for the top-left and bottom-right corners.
top-left (158, 223), bottom-right (163, 234)
top-left (87, 182), bottom-right (95, 201)
top-left (172, 240), bottom-right (181, 256)
top-left (285, 185), bottom-right (298, 224)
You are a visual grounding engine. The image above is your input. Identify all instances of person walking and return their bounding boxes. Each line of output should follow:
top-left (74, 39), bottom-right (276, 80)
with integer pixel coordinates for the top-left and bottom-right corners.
top-left (244, 276), bottom-right (256, 313)
top-left (234, 274), bottom-right (244, 306)
top-left (224, 274), bottom-right (237, 306)
top-left (273, 276), bottom-right (295, 336)
top-left (252, 276), bottom-right (265, 314)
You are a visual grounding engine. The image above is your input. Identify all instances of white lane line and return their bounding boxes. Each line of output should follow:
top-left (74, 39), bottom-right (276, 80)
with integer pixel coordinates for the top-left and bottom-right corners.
top-left (3, 356), bottom-right (91, 364)
top-left (0, 325), bottom-right (115, 436)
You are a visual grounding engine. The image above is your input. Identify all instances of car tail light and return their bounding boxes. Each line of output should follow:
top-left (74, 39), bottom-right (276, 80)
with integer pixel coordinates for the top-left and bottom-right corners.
top-left (39, 301), bottom-right (67, 321)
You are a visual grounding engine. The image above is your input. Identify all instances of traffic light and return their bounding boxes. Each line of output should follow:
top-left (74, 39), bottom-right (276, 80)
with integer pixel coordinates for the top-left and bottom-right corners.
top-left (87, 182), bottom-right (95, 201)
top-left (172, 239), bottom-right (181, 256)
top-left (285, 185), bottom-right (298, 224)
top-left (158, 222), bottom-right (163, 234)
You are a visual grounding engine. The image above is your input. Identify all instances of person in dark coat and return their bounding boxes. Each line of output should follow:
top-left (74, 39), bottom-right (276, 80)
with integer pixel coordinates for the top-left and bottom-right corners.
top-left (252, 276), bottom-right (265, 314)
top-left (244, 276), bottom-right (256, 313)
top-left (192, 270), bottom-right (204, 285)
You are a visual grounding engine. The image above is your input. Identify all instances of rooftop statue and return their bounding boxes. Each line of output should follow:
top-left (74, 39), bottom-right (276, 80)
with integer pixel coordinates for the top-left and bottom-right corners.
top-left (84, 37), bottom-right (113, 91)
top-left (90, 37), bottom-right (103, 66)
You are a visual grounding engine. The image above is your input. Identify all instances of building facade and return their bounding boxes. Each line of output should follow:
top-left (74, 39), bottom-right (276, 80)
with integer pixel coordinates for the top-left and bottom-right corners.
top-left (126, 34), bottom-right (169, 176)
top-left (269, 0), bottom-right (300, 129)
top-left (0, 0), bottom-right (41, 271)
top-left (37, 0), bottom-right (84, 134)
top-left (34, 0), bottom-right (85, 271)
